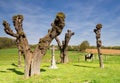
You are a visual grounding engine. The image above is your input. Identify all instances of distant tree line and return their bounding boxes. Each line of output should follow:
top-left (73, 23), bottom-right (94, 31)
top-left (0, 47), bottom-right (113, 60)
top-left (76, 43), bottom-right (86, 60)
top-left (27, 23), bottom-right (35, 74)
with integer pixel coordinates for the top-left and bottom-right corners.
top-left (0, 38), bottom-right (120, 50)
top-left (101, 46), bottom-right (120, 50)
top-left (89, 46), bottom-right (120, 50)
top-left (21, 43), bottom-right (120, 51)
top-left (0, 37), bottom-right (16, 49)
top-left (67, 40), bottom-right (120, 51)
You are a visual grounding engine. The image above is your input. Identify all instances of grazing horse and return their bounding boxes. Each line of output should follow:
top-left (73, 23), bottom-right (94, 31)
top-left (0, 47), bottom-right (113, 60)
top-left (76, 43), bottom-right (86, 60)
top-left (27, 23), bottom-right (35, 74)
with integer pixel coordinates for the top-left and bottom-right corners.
top-left (85, 53), bottom-right (93, 61)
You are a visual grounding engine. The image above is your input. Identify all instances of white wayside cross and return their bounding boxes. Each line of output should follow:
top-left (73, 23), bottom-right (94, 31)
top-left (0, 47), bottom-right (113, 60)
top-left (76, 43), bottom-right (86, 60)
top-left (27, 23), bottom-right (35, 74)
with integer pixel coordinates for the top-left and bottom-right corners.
top-left (50, 45), bottom-right (58, 69)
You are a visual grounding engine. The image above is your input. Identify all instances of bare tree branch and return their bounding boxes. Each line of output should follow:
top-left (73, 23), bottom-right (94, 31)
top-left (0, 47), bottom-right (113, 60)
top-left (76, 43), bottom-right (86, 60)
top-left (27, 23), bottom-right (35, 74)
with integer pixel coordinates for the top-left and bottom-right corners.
top-left (37, 12), bottom-right (65, 55)
top-left (55, 29), bottom-right (74, 63)
top-left (55, 37), bottom-right (62, 49)
top-left (64, 29), bottom-right (74, 50)
top-left (3, 21), bottom-right (18, 37)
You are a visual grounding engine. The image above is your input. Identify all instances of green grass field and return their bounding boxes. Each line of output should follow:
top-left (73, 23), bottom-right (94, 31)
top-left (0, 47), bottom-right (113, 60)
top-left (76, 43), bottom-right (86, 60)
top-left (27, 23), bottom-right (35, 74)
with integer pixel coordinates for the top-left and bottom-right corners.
top-left (0, 48), bottom-right (120, 83)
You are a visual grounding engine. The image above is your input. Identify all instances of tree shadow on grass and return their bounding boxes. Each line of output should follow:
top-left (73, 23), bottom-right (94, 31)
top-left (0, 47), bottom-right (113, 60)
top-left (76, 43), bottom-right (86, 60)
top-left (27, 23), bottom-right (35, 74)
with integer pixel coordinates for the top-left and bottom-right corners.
top-left (6, 68), bottom-right (45, 75)
top-left (7, 68), bottom-right (24, 75)
top-left (74, 64), bottom-right (97, 68)
top-left (40, 68), bottom-right (46, 72)
top-left (0, 71), bottom-right (7, 73)
top-left (11, 63), bottom-right (18, 67)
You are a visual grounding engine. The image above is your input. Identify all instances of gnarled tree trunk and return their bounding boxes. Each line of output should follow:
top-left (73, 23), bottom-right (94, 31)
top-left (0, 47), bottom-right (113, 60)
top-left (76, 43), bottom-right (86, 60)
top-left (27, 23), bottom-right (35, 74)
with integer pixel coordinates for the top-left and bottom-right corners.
top-left (16, 39), bottom-right (25, 68)
top-left (3, 12), bottom-right (65, 78)
top-left (94, 24), bottom-right (104, 68)
top-left (55, 30), bottom-right (74, 63)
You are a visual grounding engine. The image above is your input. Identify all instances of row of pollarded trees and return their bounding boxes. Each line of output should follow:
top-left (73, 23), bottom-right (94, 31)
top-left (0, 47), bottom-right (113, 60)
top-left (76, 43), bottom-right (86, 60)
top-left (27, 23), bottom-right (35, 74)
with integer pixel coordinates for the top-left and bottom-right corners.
top-left (3, 12), bottom-right (66, 78)
top-left (3, 12), bottom-right (76, 78)
top-left (3, 12), bottom-right (104, 78)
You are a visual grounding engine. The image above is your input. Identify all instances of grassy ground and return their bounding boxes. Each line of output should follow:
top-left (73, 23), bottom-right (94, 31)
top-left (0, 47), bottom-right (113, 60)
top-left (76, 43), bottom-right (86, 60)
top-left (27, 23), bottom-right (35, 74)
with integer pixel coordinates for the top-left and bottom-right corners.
top-left (0, 48), bottom-right (120, 83)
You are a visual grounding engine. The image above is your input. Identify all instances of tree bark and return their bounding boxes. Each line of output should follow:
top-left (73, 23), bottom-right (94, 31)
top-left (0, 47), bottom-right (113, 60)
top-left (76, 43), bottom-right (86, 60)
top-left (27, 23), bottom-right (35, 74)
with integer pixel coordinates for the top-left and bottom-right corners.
top-left (18, 49), bottom-right (22, 68)
top-left (3, 12), bottom-right (65, 78)
top-left (16, 39), bottom-right (25, 67)
top-left (97, 47), bottom-right (104, 68)
top-left (55, 30), bottom-right (74, 63)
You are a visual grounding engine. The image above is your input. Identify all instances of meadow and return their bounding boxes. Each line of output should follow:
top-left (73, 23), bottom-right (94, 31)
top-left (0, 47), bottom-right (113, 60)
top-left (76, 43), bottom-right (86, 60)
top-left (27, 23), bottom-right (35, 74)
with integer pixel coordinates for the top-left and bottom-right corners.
top-left (0, 48), bottom-right (120, 83)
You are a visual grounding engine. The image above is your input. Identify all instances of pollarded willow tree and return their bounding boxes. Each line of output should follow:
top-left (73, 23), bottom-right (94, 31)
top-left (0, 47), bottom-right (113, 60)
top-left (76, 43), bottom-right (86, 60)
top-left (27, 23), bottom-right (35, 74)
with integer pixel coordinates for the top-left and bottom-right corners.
top-left (94, 24), bottom-right (104, 68)
top-left (55, 30), bottom-right (74, 63)
top-left (3, 12), bottom-right (65, 78)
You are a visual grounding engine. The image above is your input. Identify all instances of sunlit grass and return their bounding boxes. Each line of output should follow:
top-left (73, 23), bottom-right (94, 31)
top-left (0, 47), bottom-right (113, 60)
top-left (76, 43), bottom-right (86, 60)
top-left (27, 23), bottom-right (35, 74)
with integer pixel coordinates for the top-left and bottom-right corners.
top-left (0, 48), bottom-right (120, 83)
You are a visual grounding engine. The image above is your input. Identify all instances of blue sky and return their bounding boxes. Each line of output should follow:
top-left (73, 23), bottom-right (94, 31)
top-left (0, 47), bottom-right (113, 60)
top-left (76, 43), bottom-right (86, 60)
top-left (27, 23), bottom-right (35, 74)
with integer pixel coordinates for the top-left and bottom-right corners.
top-left (0, 0), bottom-right (120, 46)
